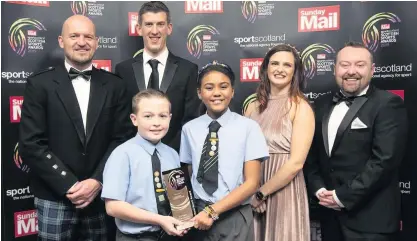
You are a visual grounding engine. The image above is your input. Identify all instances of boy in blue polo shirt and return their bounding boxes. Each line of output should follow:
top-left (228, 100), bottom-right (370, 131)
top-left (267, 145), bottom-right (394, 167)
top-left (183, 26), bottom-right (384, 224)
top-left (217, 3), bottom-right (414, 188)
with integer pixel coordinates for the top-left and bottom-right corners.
top-left (102, 89), bottom-right (187, 241)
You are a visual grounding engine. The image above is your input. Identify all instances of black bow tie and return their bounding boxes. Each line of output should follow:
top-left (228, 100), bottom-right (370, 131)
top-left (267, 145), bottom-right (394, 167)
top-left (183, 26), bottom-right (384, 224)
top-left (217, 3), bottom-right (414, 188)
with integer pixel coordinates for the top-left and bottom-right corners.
top-left (332, 91), bottom-right (358, 107)
top-left (69, 67), bottom-right (92, 81)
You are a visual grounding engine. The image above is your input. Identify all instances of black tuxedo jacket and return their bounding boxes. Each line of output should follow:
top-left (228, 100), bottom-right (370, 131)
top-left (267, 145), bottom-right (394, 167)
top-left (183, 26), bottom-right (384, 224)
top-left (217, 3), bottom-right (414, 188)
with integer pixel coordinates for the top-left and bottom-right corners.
top-left (306, 85), bottom-right (408, 233)
top-left (19, 65), bottom-right (132, 202)
top-left (115, 52), bottom-right (200, 151)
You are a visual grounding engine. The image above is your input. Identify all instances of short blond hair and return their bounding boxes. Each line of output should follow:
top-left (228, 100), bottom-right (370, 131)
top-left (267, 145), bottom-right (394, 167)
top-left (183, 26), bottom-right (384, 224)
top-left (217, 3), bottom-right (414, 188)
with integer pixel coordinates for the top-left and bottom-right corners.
top-left (132, 89), bottom-right (171, 114)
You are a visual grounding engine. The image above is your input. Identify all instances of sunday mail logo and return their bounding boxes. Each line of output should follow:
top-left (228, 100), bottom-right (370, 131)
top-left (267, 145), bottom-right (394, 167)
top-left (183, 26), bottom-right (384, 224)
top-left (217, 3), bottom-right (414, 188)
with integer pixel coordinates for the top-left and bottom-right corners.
top-left (185, 0), bottom-right (223, 13)
top-left (240, 58), bottom-right (263, 82)
top-left (298, 5), bottom-right (340, 32)
top-left (14, 210), bottom-right (38, 238)
top-left (128, 12), bottom-right (139, 36)
top-left (10, 96), bottom-right (23, 123)
top-left (7, 1), bottom-right (50, 7)
top-left (92, 60), bottom-right (112, 72)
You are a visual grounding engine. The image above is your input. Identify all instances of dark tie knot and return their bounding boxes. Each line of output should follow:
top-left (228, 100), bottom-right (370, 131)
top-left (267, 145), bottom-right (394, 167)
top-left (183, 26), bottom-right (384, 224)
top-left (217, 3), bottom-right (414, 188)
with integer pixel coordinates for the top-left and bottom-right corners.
top-left (332, 91), bottom-right (359, 107)
top-left (148, 59), bottom-right (159, 70)
top-left (209, 120), bottom-right (221, 132)
top-left (69, 67), bottom-right (92, 81)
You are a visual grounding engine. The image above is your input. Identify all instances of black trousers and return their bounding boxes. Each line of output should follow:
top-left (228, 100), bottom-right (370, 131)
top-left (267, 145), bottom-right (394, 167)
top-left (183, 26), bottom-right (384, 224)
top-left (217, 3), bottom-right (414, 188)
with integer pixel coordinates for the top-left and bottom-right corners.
top-left (320, 209), bottom-right (397, 241)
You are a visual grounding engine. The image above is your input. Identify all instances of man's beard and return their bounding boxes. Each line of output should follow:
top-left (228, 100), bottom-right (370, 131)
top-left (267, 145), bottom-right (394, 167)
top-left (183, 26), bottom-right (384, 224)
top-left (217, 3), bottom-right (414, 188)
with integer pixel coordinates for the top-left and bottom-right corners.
top-left (66, 52), bottom-right (94, 67)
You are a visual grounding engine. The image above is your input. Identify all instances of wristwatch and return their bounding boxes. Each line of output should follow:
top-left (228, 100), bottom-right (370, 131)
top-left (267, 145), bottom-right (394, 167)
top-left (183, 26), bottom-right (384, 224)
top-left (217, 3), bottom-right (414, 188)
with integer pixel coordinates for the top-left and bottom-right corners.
top-left (255, 190), bottom-right (267, 201)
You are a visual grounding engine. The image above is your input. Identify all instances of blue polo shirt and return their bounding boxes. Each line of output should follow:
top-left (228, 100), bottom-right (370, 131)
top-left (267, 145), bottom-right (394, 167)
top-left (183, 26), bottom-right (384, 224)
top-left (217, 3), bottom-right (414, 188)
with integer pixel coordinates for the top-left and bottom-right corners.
top-left (180, 109), bottom-right (269, 203)
top-left (101, 133), bottom-right (180, 234)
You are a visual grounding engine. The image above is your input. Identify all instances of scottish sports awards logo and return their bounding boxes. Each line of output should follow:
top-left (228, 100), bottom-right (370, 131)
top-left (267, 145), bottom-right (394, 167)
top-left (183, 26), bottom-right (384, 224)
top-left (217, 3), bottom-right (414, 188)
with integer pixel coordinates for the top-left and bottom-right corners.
top-left (241, 1), bottom-right (275, 23)
top-left (14, 143), bottom-right (30, 173)
top-left (242, 1), bottom-right (257, 23)
top-left (71, 1), bottom-right (104, 16)
top-left (9, 18), bottom-right (47, 57)
top-left (133, 48), bottom-right (144, 58)
top-left (301, 43), bottom-right (335, 79)
top-left (71, 1), bottom-right (87, 15)
top-left (362, 12), bottom-right (401, 52)
top-left (187, 25), bottom-right (219, 59)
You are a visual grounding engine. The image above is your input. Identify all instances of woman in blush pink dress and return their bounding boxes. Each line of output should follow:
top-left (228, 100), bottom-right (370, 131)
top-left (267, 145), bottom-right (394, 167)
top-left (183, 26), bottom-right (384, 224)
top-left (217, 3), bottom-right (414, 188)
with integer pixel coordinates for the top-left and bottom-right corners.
top-left (243, 44), bottom-right (315, 241)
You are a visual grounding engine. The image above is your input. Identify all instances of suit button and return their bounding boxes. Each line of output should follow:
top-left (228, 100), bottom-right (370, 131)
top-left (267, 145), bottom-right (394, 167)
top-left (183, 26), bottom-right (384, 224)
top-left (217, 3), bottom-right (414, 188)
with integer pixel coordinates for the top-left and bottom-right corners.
top-left (82, 153), bottom-right (86, 156)
top-left (331, 169), bottom-right (335, 172)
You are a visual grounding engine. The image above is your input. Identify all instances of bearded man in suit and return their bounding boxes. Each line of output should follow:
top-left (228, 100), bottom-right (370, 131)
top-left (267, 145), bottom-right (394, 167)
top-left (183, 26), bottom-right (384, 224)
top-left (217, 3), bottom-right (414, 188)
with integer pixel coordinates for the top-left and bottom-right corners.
top-left (306, 41), bottom-right (408, 241)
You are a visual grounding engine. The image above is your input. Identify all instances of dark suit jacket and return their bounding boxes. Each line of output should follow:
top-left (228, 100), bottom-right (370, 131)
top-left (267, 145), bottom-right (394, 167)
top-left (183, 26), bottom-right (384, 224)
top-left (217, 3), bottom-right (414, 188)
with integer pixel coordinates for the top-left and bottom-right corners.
top-left (306, 85), bottom-right (408, 233)
top-left (19, 65), bottom-right (132, 203)
top-left (115, 52), bottom-right (200, 151)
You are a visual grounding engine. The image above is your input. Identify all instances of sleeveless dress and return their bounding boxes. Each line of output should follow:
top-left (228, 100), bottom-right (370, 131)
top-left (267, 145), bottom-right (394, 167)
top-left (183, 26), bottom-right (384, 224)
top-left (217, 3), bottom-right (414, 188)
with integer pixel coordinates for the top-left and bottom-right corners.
top-left (249, 94), bottom-right (310, 241)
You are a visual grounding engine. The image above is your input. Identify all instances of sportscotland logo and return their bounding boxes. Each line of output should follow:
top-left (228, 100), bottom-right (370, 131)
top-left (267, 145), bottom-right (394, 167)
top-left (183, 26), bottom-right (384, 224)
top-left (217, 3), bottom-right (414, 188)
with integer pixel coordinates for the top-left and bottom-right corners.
top-left (8, 18), bottom-right (47, 57)
top-left (241, 1), bottom-right (257, 23)
top-left (187, 25), bottom-right (219, 59)
top-left (362, 12), bottom-right (401, 52)
top-left (14, 143), bottom-right (30, 173)
top-left (71, 1), bottom-right (87, 15)
top-left (301, 43), bottom-right (335, 79)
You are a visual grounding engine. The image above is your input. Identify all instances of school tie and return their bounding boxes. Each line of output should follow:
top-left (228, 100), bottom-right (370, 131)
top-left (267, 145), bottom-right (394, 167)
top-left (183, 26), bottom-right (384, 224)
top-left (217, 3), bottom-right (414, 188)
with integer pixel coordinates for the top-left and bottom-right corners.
top-left (68, 67), bottom-right (92, 81)
top-left (148, 59), bottom-right (159, 90)
top-left (151, 149), bottom-right (170, 216)
top-left (197, 120), bottom-right (221, 195)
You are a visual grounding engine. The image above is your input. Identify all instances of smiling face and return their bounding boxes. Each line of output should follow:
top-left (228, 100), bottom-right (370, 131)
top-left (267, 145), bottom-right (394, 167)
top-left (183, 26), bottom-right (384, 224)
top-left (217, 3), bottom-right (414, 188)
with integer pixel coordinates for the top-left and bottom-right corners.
top-left (267, 51), bottom-right (295, 91)
top-left (137, 11), bottom-right (172, 57)
top-left (130, 96), bottom-right (171, 144)
top-left (198, 70), bottom-right (234, 119)
top-left (335, 46), bottom-right (374, 96)
top-left (58, 15), bottom-right (98, 70)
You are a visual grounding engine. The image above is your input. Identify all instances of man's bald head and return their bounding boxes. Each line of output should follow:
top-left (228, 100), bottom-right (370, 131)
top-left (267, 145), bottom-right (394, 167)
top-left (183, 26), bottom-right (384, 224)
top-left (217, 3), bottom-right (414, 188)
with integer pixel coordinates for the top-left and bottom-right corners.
top-left (61, 15), bottom-right (96, 36)
top-left (58, 15), bottom-right (98, 70)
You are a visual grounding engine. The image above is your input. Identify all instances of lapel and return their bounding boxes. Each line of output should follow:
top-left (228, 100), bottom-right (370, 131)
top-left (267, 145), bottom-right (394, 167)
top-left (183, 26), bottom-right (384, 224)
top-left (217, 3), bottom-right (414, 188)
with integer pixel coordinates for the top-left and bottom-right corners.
top-left (131, 54), bottom-right (146, 91)
top-left (54, 65), bottom-right (86, 146)
top-left (160, 52), bottom-right (178, 93)
top-left (330, 95), bottom-right (369, 156)
top-left (321, 101), bottom-right (334, 157)
top-left (85, 67), bottom-right (108, 145)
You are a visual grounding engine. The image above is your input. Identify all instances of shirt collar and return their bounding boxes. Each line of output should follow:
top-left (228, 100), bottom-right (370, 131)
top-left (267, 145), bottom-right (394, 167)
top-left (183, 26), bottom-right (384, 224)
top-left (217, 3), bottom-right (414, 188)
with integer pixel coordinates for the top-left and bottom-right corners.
top-left (143, 47), bottom-right (169, 67)
top-left (133, 133), bottom-right (163, 155)
top-left (201, 108), bottom-right (232, 129)
top-left (64, 60), bottom-right (93, 73)
top-left (359, 85), bottom-right (369, 96)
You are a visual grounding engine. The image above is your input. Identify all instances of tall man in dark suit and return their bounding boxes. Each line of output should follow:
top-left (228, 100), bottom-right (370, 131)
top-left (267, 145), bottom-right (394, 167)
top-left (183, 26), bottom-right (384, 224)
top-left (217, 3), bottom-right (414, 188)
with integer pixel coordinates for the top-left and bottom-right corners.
top-left (306, 42), bottom-right (408, 241)
top-left (19, 15), bottom-right (131, 241)
top-left (115, 1), bottom-right (200, 151)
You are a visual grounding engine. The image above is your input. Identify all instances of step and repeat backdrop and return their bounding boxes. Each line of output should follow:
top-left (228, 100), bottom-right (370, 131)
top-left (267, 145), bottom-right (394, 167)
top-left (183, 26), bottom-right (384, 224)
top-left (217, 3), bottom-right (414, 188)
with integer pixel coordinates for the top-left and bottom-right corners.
top-left (1, 1), bottom-right (416, 240)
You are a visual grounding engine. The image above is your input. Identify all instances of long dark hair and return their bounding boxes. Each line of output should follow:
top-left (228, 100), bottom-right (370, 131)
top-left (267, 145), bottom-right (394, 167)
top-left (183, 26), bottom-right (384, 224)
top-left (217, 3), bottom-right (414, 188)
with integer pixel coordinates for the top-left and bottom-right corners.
top-left (256, 44), bottom-right (307, 113)
top-left (197, 61), bottom-right (235, 115)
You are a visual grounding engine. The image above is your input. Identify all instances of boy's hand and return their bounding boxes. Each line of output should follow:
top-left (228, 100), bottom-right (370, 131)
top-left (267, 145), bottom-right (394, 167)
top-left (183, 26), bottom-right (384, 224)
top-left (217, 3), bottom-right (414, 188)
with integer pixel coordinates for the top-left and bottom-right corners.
top-left (158, 216), bottom-right (184, 236)
top-left (192, 211), bottom-right (214, 230)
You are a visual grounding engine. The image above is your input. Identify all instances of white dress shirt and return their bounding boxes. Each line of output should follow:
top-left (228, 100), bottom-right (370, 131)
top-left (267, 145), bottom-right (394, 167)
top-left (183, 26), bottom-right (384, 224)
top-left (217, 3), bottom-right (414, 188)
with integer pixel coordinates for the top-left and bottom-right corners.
top-left (317, 85), bottom-right (369, 208)
top-left (143, 48), bottom-right (169, 88)
top-left (64, 61), bottom-right (92, 134)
